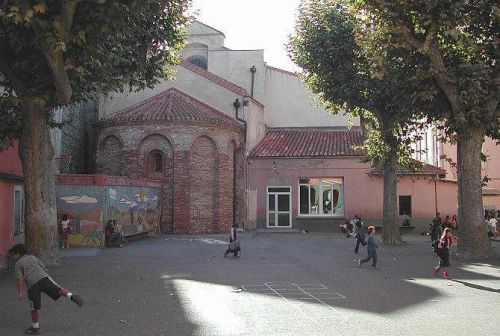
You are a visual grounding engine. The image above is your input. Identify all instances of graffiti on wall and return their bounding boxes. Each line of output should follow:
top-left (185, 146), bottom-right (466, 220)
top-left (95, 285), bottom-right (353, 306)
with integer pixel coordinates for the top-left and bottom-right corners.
top-left (106, 186), bottom-right (161, 236)
top-left (56, 185), bottom-right (103, 247)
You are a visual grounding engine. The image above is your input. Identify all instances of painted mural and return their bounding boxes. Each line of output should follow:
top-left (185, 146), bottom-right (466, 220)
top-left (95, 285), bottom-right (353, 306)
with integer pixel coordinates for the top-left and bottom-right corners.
top-left (56, 185), bottom-right (104, 247)
top-left (105, 186), bottom-right (161, 236)
top-left (56, 184), bottom-right (162, 247)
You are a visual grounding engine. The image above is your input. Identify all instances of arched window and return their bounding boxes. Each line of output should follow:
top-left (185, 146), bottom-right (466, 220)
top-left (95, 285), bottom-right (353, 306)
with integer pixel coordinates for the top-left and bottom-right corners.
top-left (187, 55), bottom-right (208, 70)
top-left (148, 150), bottom-right (163, 173)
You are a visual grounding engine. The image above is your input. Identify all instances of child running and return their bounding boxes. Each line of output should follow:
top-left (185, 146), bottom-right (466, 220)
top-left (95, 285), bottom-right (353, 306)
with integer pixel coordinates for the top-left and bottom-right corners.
top-left (358, 226), bottom-right (380, 269)
top-left (353, 217), bottom-right (367, 254)
top-left (9, 244), bottom-right (84, 335)
top-left (433, 227), bottom-right (457, 279)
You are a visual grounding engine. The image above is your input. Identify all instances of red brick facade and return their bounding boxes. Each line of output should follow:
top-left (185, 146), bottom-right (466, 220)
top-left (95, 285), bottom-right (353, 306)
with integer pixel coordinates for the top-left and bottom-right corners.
top-left (96, 89), bottom-right (246, 234)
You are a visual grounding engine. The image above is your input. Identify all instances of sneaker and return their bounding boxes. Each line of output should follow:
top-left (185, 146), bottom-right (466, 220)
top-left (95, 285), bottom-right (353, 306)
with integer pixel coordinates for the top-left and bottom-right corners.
top-left (224, 251), bottom-right (228, 258)
top-left (358, 259), bottom-right (361, 267)
top-left (443, 272), bottom-right (450, 279)
top-left (25, 327), bottom-right (40, 335)
top-left (71, 294), bottom-right (84, 307)
top-left (371, 266), bottom-right (379, 270)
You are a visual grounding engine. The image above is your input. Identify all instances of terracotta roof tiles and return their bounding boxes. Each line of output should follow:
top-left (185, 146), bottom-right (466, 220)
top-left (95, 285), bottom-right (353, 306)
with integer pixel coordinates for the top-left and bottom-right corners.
top-left (98, 88), bottom-right (244, 129)
top-left (250, 128), bottom-right (364, 158)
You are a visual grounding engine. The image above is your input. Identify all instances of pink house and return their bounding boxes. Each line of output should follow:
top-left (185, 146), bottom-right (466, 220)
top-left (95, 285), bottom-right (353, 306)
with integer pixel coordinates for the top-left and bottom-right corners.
top-left (248, 128), bottom-right (457, 233)
top-left (0, 141), bottom-right (24, 269)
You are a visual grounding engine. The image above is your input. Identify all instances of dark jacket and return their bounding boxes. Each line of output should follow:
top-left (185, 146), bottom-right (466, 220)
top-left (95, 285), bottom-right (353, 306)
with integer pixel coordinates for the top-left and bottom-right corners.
top-left (367, 235), bottom-right (380, 252)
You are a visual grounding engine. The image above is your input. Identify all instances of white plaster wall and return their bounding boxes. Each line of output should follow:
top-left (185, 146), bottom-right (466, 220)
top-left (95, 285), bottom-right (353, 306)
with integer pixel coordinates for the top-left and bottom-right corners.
top-left (264, 68), bottom-right (359, 127)
top-left (243, 100), bottom-right (266, 153)
top-left (186, 22), bottom-right (225, 49)
top-left (180, 44), bottom-right (209, 61)
top-left (99, 66), bottom-right (244, 120)
top-left (208, 50), bottom-right (266, 104)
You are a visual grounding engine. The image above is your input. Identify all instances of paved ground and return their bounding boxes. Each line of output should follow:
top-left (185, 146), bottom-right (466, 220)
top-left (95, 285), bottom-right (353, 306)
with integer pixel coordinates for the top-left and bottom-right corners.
top-left (1, 233), bottom-right (500, 336)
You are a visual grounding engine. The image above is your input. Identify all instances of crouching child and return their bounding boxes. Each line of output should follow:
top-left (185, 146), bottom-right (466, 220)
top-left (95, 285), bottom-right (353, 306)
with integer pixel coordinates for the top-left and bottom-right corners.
top-left (9, 244), bottom-right (83, 335)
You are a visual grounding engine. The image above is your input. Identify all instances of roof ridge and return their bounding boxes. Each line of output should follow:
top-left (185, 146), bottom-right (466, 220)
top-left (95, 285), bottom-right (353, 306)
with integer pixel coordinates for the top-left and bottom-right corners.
top-left (99, 87), bottom-right (243, 129)
top-left (250, 128), bottom-right (364, 158)
top-left (180, 59), bottom-right (247, 96)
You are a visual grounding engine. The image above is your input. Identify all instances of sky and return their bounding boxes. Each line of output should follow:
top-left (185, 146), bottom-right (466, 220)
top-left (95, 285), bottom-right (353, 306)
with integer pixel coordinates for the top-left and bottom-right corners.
top-left (190, 0), bottom-right (302, 72)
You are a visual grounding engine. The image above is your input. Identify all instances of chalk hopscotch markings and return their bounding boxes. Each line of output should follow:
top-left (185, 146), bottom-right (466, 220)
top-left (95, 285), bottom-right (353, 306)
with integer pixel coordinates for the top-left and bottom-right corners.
top-left (240, 282), bottom-right (347, 321)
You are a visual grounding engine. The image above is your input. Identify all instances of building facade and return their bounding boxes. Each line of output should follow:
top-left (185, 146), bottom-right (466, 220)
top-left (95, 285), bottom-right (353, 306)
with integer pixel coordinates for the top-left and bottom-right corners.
top-left (94, 21), bottom-right (472, 234)
top-left (0, 141), bottom-right (24, 269)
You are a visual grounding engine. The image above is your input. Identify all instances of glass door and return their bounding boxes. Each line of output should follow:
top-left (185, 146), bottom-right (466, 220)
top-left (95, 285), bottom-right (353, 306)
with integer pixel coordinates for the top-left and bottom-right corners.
top-left (267, 187), bottom-right (291, 227)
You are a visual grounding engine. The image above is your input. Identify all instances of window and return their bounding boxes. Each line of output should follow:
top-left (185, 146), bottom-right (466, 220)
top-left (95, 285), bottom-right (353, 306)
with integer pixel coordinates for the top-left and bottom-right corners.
top-left (187, 55), bottom-right (208, 70)
top-left (13, 186), bottom-right (24, 235)
top-left (148, 150), bottom-right (163, 173)
top-left (399, 195), bottom-right (412, 217)
top-left (299, 178), bottom-right (344, 216)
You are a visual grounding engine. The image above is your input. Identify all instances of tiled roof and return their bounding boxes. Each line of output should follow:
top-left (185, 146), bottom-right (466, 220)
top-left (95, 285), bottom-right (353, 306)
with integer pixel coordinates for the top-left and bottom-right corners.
top-left (250, 128), bottom-right (364, 158)
top-left (180, 59), bottom-right (248, 96)
top-left (98, 88), bottom-right (244, 129)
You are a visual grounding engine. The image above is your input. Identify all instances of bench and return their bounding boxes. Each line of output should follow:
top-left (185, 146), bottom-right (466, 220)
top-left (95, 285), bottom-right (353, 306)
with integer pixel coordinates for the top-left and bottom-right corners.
top-left (123, 231), bottom-right (150, 242)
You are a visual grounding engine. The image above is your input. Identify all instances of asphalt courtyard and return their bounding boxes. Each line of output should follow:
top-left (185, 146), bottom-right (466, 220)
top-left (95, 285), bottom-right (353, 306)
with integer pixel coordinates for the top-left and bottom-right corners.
top-left (1, 233), bottom-right (499, 336)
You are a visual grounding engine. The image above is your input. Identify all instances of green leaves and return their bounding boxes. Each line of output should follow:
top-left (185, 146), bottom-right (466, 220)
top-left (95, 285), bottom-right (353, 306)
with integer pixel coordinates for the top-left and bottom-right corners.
top-left (0, 0), bottom-right (192, 114)
top-left (288, 0), bottom-right (429, 167)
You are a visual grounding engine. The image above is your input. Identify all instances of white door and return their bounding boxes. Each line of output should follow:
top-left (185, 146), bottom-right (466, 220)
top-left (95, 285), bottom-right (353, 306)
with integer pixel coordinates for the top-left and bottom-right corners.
top-left (267, 187), bottom-right (292, 227)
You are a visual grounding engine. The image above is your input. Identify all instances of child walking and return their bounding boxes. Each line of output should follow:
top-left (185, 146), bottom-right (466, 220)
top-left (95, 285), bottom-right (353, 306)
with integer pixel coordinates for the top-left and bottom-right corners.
top-left (9, 244), bottom-right (84, 335)
top-left (358, 226), bottom-right (380, 269)
top-left (433, 228), bottom-right (457, 279)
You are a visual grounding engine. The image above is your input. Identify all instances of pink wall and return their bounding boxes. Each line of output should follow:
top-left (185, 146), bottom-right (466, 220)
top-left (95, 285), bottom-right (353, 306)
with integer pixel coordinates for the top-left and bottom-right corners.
top-left (0, 142), bottom-right (24, 269)
top-left (0, 141), bottom-right (23, 176)
top-left (482, 138), bottom-right (500, 188)
top-left (248, 157), bottom-right (457, 229)
top-left (442, 137), bottom-right (500, 208)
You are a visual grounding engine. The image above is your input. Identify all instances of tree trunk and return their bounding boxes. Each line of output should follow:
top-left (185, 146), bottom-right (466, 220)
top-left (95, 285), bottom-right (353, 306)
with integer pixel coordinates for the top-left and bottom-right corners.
top-left (19, 101), bottom-right (60, 266)
top-left (382, 148), bottom-right (402, 244)
top-left (456, 128), bottom-right (495, 259)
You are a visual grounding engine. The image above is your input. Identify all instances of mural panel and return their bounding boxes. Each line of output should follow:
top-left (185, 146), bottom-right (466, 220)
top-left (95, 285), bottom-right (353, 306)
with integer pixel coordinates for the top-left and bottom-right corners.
top-left (56, 185), bottom-right (104, 247)
top-left (105, 186), bottom-right (161, 236)
top-left (56, 183), bottom-right (162, 247)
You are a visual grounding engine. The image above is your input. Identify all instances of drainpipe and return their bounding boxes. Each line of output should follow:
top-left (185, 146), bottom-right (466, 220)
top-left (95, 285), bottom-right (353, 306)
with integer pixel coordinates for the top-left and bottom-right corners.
top-left (250, 66), bottom-right (256, 98)
top-left (233, 98), bottom-right (248, 228)
top-left (434, 174), bottom-right (438, 215)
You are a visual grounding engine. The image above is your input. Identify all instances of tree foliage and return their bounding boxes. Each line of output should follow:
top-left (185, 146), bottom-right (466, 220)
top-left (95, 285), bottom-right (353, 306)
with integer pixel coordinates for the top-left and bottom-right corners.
top-left (288, 0), bottom-right (439, 242)
top-left (0, 0), bottom-right (191, 262)
top-left (0, 0), bottom-right (191, 114)
top-left (351, 0), bottom-right (499, 258)
top-left (354, 0), bottom-right (499, 139)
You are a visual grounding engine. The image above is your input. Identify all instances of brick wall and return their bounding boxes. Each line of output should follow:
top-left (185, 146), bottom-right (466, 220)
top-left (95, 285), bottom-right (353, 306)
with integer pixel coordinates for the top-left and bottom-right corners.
top-left (189, 137), bottom-right (218, 232)
top-left (60, 101), bottom-right (98, 174)
top-left (96, 122), bottom-right (246, 234)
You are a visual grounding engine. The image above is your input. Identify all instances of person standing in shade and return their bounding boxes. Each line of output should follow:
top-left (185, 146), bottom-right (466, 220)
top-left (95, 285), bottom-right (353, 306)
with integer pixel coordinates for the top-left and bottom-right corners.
top-left (9, 244), bottom-right (83, 335)
top-left (60, 214), bottom-right (70, 249)
top-left (489, 211), bottom-right (498, 238)
top-left (358, 226), bottom-right (380, 269)
top-left (430, 213), bottom-right (443, 251)
top-left (224, 224), bottom-right (241, 257)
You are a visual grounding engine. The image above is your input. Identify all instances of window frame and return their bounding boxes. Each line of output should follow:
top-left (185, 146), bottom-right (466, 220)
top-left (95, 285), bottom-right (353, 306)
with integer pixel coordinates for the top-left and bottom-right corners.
top-left (266, 186), bottom-right (292, 228)
top-left (13, 185), bottom-right (24, 235)
top-left (297, 178), bottom-right (345, 218)
top-left (398, 195), bottom-right (412, 217)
